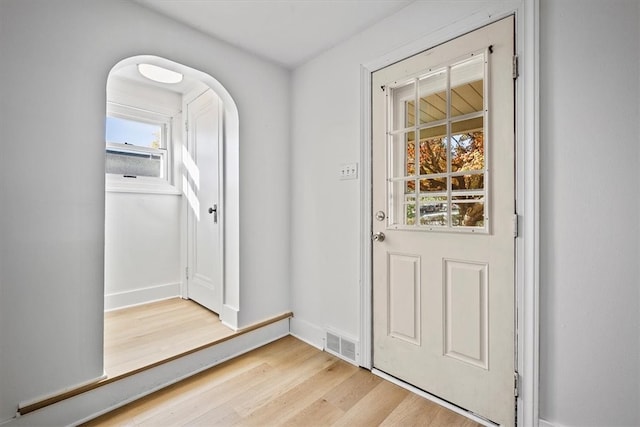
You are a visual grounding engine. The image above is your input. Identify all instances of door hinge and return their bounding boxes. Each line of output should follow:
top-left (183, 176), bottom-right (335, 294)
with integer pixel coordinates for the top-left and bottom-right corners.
top-left (185, 120), bottom-right (189, 132)
top-left (185, 267), bottom-right (189, 279)
top-left (512, 55), bottom-right (519, 80)
top-left (512, 214), bottom-right (519, 238)
top-left (514, 371), bottom-right (520, 397)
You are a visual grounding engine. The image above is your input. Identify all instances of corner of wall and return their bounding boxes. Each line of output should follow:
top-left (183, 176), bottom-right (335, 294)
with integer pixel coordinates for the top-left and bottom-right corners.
top-left (289, 316), bottom-right (324, 350)
top-left (221, 304), bottom-right (239, 330)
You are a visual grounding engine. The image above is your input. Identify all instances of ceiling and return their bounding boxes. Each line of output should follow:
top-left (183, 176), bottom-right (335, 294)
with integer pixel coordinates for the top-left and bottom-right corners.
top-left (133, 0), bottom-right (413, 68)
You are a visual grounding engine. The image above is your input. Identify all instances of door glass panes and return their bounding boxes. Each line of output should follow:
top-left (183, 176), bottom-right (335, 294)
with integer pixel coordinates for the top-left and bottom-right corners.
top-left (419, 195), bottom-right (447, 226)
top-left (451, 120), bottom-right (484, 173)
top-left (392, 81), bottom-right (415, 131)
top-left (418, 130), bottom-right (447, 175)
top-left (387, 51), bottom-right (488, 231)
top-left (452, 196), bottom-right (484, 227)
top-left (450, 55), bottom-right (484, 117)
top-left (418, 69), bottom-right (447, 124)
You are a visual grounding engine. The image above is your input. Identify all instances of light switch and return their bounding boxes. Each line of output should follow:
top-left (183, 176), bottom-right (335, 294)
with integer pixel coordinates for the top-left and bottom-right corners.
top-left (339, 162), bottom-right (358, 180)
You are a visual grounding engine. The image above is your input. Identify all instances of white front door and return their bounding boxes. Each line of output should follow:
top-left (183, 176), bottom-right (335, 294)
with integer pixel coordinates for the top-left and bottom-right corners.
top-left (185, 88), bottom-right (222, 314)
top-left (372, 17), bottom-right (515, 426)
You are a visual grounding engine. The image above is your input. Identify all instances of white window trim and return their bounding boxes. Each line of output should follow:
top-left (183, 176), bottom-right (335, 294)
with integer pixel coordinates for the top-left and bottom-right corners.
top-left (105, 102), bottom-right (179, 194)
top-left (105, 174), bottom-right (181, 195)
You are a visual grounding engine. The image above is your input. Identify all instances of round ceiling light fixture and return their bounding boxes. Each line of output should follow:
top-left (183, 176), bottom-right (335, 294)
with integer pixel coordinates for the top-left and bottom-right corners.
top-left (137, 63), bottom-right (183, 84)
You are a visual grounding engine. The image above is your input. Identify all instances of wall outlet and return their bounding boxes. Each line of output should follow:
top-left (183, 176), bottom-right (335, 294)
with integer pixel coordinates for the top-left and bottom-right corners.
top-left (339, 162), bottom-right (358, 180)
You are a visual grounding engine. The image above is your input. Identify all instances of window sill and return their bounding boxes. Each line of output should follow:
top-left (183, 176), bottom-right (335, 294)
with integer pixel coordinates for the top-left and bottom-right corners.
top-left (105, 175), bottom-right (181, 195)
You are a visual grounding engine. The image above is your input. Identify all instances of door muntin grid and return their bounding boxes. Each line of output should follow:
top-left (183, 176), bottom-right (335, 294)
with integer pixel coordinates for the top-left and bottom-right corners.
top-left (386, 51), bottom-right (488, 233)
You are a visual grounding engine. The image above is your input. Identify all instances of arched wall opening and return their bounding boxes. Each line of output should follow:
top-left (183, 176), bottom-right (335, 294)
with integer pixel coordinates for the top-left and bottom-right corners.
top-left (104, 55), bottom-right (240, 330)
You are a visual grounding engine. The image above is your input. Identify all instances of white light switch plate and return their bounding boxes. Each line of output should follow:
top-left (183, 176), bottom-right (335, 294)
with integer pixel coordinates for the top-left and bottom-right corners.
top-left (339, 162), bottom-right (358, 180)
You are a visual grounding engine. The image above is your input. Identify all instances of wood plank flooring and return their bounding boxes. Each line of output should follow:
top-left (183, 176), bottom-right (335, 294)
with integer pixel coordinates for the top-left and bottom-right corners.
top-left (20, 299), bottom-right (292, 416)
top-left (105, 298), bottom-right (235, 378)
top-left (85, 335), bottom-right (481, 427)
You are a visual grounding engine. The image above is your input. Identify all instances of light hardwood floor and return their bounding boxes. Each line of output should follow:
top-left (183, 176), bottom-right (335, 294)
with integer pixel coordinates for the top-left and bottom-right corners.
top-left (20, 298), bottom-right (238, 415)
top-left (105, 298), bottom-right (235, 378)
top-left (85, 335), bottom-right (481, 426)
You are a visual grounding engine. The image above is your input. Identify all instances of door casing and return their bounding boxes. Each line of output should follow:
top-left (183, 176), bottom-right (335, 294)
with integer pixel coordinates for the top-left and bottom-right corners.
top-left (358, 3), bottom-right (540, 426)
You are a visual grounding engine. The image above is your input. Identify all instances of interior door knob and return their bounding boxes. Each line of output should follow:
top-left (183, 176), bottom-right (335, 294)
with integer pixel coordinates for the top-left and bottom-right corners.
top-left (372, 232), bottom-right (385, 242)
top-left (208, 204), bottom-right (218, 223)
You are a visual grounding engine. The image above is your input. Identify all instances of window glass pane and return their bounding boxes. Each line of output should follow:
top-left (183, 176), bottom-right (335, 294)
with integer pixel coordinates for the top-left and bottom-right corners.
top-left (418, 69), bottom-right (447, 124)
top-left (451, 124), bottom-right (484, 173)
top-left (450, 55), bottom-right (484, 117)
top-left (405, 131), bottom-right (416, 177)
top-left (452, 196), bottom-right (484, 227)
top-left (406, 100), bottom-right (415, 127)
top-left (419, 195), bottom-right (447, 226)
top-left (391, 81), bottom-right (415, 131)
top-left (391, 132), bottom-right (415, 179)
top-left (418, 132), bottom-right (447, 176)
top-left (405, 201), bottom-right (416, 226)
top-left (451, 173), bottom-right (484, 192)
top-left (106, 149), bottom-right (163, 178)
top-left (419, 177), bottom-right (447, 192)
top-left (418, 125), bottom-right (447, 141)
top-left (419, 210), bottom-right (447, 227)
top-left (395, 194), bottom-right (417, 226)
top-left (106, 116), bottom-right (162, 148)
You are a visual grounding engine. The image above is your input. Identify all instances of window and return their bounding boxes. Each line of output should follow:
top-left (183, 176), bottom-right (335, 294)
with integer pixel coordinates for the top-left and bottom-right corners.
top-left (105, 103), bottom-right (176, 192)
top-left (387, 51), bottom-right (488, 232)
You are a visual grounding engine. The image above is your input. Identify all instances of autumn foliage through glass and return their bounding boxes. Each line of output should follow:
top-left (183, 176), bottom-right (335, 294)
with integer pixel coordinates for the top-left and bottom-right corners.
top-left (388, 53), bottom-right (487, 230)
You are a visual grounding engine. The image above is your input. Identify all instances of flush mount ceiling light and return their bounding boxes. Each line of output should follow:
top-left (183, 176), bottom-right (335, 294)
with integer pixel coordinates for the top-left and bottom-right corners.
top-left (137, 63), bottom-right (183, 84)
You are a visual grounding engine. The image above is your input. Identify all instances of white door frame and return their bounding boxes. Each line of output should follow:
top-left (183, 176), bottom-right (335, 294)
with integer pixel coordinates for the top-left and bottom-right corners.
top-left (359, 2), bottom-right (539, 426)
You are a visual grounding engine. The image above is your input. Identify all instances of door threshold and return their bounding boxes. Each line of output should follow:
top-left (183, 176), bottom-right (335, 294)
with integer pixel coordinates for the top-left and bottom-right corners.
top-left (372, 368), bottom-right (498, 427)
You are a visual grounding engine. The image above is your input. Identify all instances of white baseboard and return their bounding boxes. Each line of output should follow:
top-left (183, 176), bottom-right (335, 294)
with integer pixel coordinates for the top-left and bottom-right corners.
top-left (104, 282), bottom-right (180, 311)
top-left (289, 316), bottom-right (324, 350)
top-left (221, 304), bottom-right (239, 330)
top-left (539, 419), bottom-right (556, 427)
top-left (2, 319), bottom-right (290, 426)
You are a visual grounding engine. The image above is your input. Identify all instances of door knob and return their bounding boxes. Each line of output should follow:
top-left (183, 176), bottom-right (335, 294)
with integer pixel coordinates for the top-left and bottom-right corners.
top-left (372, 232), bottom-right (385, 242)
top-left (208, 204), bottom-right (218, 223)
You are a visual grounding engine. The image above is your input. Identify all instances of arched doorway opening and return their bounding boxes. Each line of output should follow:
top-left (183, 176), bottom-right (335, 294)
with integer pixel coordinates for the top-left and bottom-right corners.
top-left (103, 55), bottom-right (240, 377)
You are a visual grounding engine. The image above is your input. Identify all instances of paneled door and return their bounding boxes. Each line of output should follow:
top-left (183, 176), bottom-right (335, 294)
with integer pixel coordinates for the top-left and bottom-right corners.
top-left (185, 88), bottom-right (222, 314)
top-left (372, 17), bottom-right (515, 426)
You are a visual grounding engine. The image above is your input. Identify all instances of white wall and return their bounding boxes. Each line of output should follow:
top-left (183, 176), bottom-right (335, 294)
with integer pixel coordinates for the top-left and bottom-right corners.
top-left (104, 77), bottom-right (183, 310)
top-left (104, 192), bottom-right (182, 309)
top-left (0, 0), bottom-right (290, 422)
top-left (539, 1), bottom-right (640, 426)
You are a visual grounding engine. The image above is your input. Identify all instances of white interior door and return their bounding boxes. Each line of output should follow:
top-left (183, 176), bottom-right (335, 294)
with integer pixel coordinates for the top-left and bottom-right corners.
top-left (185, 88), bottom-right (222, 314)
top-left (372, 17), bottom-right (515, 426)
